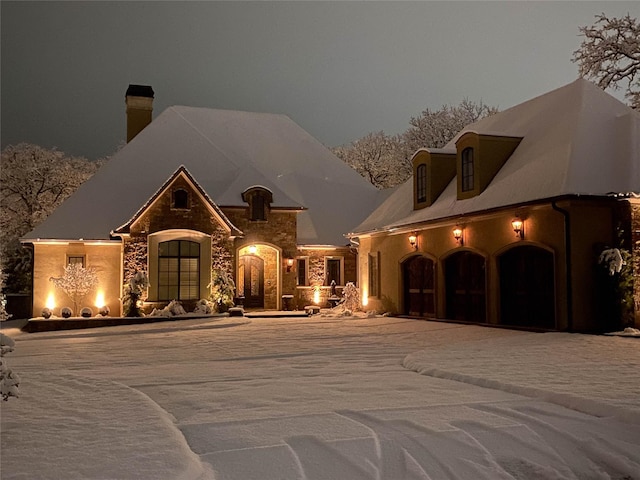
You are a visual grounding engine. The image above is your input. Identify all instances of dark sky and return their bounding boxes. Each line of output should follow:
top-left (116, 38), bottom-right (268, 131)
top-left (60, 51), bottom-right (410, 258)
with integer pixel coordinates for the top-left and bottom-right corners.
top-left (2, 1), bottom-right (638, 160)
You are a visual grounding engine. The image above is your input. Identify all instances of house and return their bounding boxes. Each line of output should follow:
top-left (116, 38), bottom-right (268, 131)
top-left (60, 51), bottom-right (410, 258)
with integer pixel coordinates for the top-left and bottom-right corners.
top-left (22, 85), bottom-right (382, 317)
top-left (347, 79), bottom-right (639, 332)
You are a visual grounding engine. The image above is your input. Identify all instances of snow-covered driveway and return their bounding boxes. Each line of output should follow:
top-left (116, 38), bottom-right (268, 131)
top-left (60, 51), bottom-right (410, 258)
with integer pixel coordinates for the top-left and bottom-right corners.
top-left (2, 315), bottom-right (639, 479)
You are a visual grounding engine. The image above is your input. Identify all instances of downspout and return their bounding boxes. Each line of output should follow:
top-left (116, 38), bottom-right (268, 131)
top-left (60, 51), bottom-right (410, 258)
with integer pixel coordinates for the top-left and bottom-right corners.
top-left (552, 201), bottom-right (573, 332)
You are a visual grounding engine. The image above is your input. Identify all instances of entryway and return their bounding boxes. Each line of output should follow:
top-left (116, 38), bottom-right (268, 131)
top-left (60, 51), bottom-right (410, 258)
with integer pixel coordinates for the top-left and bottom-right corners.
top-left (402, 255), bottom-right (436, 317)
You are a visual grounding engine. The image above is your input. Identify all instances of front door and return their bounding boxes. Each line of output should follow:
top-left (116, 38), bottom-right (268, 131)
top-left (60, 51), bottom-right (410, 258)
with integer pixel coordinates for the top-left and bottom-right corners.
top-left (239, 255), bottom-right (264, 308)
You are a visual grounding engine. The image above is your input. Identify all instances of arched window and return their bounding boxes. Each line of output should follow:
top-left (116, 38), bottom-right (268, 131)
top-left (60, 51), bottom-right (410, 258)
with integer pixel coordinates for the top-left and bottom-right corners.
top-left (461, 148), bottom-right (474, 192)
top-left (173, 189), bottom-right (189, 209)
top-left (242, 187), bottom-right (273, 221)
top-left (158, 240), bottom-right (200, 300)
top-left (416, 164), bottom-right (427, 203)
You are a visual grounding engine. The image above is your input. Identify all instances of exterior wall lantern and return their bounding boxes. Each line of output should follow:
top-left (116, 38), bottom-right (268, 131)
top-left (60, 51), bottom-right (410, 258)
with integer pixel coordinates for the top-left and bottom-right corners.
top-left (511, 218), bottom-right (524, 239)
top-left (248, 245), bottom-right (257, 255)
top-left (408, 233), bottom-right (418, 250)
top-left (286, 258), bottom-right (294, 272)
top-left (453, 226), bottom-right (463, 245)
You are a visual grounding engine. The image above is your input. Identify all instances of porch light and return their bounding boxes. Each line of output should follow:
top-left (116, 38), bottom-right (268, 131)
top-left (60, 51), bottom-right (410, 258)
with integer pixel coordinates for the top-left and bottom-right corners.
top-left (286, 258), bottom-right (294, 272)
top-left (249, 245), bottom-right (257, 255)
top-left (408, 233), bottom-right (418, 250)
top-left (453, 226), bottom-right (463, 245)
top-left (511, 218), bottom-right (524, 239)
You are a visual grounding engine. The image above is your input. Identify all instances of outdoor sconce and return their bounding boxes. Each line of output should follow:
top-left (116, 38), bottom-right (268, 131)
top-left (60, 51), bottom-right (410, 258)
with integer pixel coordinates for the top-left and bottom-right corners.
top-left (248, 245), bottom-right (257, 255)
top-left (453, 226), bottom-right (463, 245)
top-left (408, 233), bottom-right (418, 250)
top-left (286, 258), bottom-right (294, 272)
top-left (511, 218), bottom-right (524, 239)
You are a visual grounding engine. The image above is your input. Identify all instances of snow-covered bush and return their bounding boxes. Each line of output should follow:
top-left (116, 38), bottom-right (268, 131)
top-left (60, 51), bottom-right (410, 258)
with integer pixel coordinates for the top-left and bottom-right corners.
top-left (80, 307), bottom-right (93, 318)
top-left (98, 305), bottom-right (110, 317)
top-left (343, 282), bottom-right (361, 312)
top-left (599, 248), bottom-right (626, 276)
top-left (1, 332), bottom-right (19, 401)
top-left (61, 307), bottom-right (73, 318)
top-left (41, 307), bottom-right (52, 319)
top-left (209, 268), bottom-right (235, 313)
top-left (193, 299), bottom-right (215, 315)
top-left (150, 300), bottom-right (186, 317)
top-left (0, 269), bottom-right (10, 322)
top-left (50, 263), bottom-right (99, 314)
top-left (122, 271), bottom-right (149, 317)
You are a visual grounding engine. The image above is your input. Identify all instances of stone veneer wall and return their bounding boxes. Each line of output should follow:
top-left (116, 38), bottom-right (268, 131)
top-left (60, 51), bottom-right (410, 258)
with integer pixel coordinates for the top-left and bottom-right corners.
top-left (631, 201), bottom-right (640, 327)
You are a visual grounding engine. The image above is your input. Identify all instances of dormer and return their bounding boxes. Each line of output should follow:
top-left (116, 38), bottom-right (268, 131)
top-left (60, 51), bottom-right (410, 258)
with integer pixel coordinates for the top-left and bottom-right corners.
top-left (242, 186), bottom-right (273, 221)
top-left (455, 132), bottom-right (522, 200)
top-left (412, 148), bottom-right (457, 209)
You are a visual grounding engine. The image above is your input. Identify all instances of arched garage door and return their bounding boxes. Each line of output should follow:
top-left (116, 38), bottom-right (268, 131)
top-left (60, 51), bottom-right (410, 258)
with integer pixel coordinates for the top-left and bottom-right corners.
top-left (445, 251), bottom-right (486, 323)
top-left (402, 255), bottom-right (436, 317)
top-left (499, 246), bottom-right (555, 329)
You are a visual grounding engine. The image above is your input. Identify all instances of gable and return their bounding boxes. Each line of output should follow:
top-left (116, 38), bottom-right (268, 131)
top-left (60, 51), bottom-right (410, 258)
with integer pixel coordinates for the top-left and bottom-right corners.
top-left (113, 166), bottom-right (242, 237)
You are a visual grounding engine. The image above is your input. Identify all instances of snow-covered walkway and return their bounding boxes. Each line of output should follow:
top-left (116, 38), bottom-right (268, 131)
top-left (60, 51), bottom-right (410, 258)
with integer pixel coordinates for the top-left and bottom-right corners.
top-left (1, 315), bottom-right (639, 479)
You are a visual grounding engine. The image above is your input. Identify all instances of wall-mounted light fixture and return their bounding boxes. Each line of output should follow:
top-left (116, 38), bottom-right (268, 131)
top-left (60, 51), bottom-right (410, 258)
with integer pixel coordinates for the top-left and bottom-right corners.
top-left (453, 226), bottom-right (463, 245)
top-left (286, 258), bottom-right (294, 272)
top-left (408, 233), bottom-right (418, 250)
top-left (248, 245), bottom-right (257, 255)
top-left (511, 218), bottom-right (524, 239)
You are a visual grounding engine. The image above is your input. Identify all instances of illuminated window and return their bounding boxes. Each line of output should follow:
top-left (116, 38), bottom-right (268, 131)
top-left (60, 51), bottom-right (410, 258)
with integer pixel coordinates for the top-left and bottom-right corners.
top-left (173, 189), bottom-right (189, 209)
top-left (157, 240), bottom-right (200, 300)
top-left (416, 164), bottom-right (427, 203)
top-left (67, 256), bottom-right (85, 267)
top-left (461, 148), bottom-right (474, 192)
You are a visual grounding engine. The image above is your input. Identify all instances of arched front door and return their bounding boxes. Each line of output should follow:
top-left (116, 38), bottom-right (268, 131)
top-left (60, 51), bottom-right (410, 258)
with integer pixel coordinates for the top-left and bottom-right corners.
top-left (445, 251), bottom-right (486, 323)
top-left (402, 255), bottom-right (436, 317)
top-left (499, 246), bottom-right (555, 329)
top-left (238, 255), bottom-right (264, 308)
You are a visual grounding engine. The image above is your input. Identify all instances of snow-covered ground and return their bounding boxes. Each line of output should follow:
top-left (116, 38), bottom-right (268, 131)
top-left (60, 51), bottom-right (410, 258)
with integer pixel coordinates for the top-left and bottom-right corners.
top-left (1, 315), bottom-right (639, 480)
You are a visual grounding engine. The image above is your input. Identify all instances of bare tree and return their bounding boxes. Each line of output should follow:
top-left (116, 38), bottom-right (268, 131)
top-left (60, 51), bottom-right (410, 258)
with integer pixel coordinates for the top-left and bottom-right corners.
top-left (332, 132), bottom-right (407, 189)
top-left (0, 144), bottom-right (104, 292)
top-left (573, 13), bottom-right (640, 110)
top-left (333, 100), bottom-right (498, 189)
top-left (50, 263), bottom-right (99, 315)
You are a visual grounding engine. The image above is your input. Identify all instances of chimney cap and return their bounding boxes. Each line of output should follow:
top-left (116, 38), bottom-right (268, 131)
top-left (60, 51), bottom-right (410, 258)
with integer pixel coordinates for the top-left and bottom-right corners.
top-left (126, 84), bottom-right (154, 98)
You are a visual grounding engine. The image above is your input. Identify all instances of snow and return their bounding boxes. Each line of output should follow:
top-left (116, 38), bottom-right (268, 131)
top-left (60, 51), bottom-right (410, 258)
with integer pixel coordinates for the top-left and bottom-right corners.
top-left (351, 79), bottom-right (640, 236)
top-left (23, 108), bottom-right (382, 246)
top-left (2, 315), bottom-right (639, 479)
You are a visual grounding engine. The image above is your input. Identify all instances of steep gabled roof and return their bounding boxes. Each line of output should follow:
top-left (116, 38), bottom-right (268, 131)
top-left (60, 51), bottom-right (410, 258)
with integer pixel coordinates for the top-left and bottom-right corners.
top-left (24, 107), bottom-right (382, 245)
top-left (350, 79), bottom-right (640, 236)
top-left (113, 165), bottom-right (243, 237)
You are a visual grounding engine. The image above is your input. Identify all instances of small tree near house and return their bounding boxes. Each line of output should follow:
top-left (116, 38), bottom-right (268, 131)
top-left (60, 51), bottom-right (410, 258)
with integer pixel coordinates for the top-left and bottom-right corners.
top-left (209, 268), bottom-right (235, 313)
top-left (122, 271), bottom-right (149, 317)
top-left (50, 263), bottom-right (99, 316)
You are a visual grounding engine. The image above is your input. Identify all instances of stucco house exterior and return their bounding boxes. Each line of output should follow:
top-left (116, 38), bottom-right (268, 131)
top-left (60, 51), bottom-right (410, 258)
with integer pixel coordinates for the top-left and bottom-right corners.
top-left (22, 85), bottom-right (382, 317)
top-left (347, 79), bottom-right (639, 332)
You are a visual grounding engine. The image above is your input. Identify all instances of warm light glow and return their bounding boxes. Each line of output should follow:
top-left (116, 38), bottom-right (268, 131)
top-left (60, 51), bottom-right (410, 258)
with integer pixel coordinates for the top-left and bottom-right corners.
top-left (313, 286), bottom-right (321, 304)
top-left (362, 288), bottom-right (369, 307)
top-left (408, 234), bottom-right (417, 249)
top-left (287, 258), bottom-right (294, 267)
top-left (511, 218), bottom-right (524, 238)
top-left (95, 291), bottom-right (106, 308)
top-left (249, 245), bottom-right (257, 255)
top-left (46, 292), bottom-right (56, 310)
top-left (453, 227), bottom-right (463, 240)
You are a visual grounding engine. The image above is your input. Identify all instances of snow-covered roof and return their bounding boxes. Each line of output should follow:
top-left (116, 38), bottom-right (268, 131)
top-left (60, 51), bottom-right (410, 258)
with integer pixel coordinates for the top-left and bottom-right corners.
top-left (24, 107), bottom-right (382, 245)
top-left (351, 78), bottom-right (640, 236)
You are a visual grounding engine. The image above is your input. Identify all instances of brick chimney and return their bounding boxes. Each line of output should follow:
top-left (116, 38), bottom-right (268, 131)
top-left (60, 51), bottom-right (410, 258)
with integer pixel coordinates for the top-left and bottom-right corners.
top-left (125, 84), bottom-right (154, 142)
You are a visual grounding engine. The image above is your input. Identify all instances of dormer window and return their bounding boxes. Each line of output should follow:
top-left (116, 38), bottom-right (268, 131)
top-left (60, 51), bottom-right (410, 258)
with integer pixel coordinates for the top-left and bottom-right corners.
top-left (173, 188), bottom-right (189, 209)
top-left (461, 148), bottom-right (474, 192)
top-left (416, 164), bottom-right (427, 203)
top-left (242, 186), bottom-right (273, 221)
